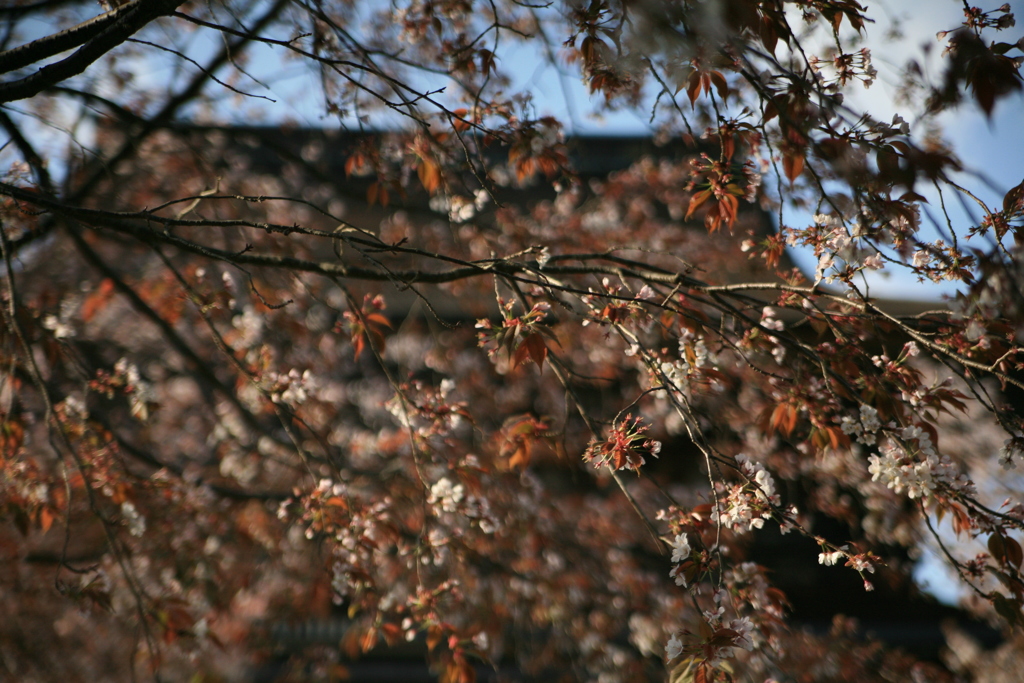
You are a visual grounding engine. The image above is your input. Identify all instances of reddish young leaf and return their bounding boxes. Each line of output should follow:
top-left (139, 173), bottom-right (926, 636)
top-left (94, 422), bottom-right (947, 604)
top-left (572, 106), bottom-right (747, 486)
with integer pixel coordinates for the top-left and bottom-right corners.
top-left (521, 333), bottom-right (548, 371)
top-left (686, 188), bottom-right (712, 220)
top-left (365, 313), bottom-right (392, 329)
top-left (686, 70), bottom-right (703, 107)
top-left (361, 626), bottom-right (378, 653)
top-left (38, 506), bottom-right (55, 534)
top-left (426, 626), bottom-right (443, 652)
top-left (417, 157), bottom-right (441, 194)
top-left (381, 622), bottom-right (402, 646)
top-left (345, 152), bottom-right (366, 176)
top-left (709, 70), bottom-right (728, 100)
top-left (782, 151), bottom-right (804, 184)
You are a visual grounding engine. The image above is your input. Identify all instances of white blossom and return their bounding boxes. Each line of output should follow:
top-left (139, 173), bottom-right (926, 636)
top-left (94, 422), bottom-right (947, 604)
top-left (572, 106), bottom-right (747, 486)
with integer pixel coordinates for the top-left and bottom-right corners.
top-left (120, 501), bottom-right (146, 537)
top-left (728, 617), bottom-right (755, 651)
top-left (818, 549), bottom-right (844, 566)
top-left (840, 415), bottom-right (862, 437)
top-left (862, 253), bottom-right (884, 270)
top-left (670, 564), bottom-right (688, 586)
top-left (859, 404), bottom-right (881, 433)
top-left (670, 533), bottom-right (691, 563)
top-left (270, 368), bottom-right (317, 407)
top-left (813, 214), bottom-right (842, 229)
top-left (115, 358), bottom-right (155, 421)
top-left (867, 446), bottom-right (902, 489)
top-left (62, 395), bottom-right (89, 420)
top-left (660, 360), bottom-right (690, 395)
top-left (848, 555), bottom-right (875, 573)
top-left (428, 477), bottom-right (465, 513)
top-left (867, 440), bottom-right (972, 499)
top-left (636, 285), bottom-right (655, 300)
top-left (42, 314), bottom-right (76, 339)
top-left (754, 468), bottom-right (776, 500)
top-left (666, 633), bottom-right (683, 660)
top-left (966, 319), bottom-right (985, 341)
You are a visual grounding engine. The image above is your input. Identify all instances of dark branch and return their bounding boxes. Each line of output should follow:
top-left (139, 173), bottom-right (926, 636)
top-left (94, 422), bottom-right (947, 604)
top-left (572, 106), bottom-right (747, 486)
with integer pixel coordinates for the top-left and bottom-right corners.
top-left (0, 2), bottom-right (136, 74)
top-left (0, 0), bottom-right (186, 104)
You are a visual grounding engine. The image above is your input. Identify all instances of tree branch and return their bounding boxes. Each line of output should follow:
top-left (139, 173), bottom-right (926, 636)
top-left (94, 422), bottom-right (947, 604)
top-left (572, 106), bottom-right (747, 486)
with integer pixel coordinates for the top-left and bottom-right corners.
top-left (0, 0), bottom-right (185, 103)
top-left (0, 1), bottom-right (137, 74)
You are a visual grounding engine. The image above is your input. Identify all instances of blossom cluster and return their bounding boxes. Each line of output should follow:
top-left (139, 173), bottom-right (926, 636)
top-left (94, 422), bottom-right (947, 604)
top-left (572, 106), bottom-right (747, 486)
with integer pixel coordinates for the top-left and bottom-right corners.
top-left (427, 473), bottom-right (499, 535)
top-left (713, 454), bottom-right (780, 532)
top-left (113, 358), bottom-right (156, 421)
top-left (266, 368), bottom-right (318, 406)
top-left (659, 333), bottom-right (717, 395)
top-left (867, 426), bottom-right (976, 499)
top-left (839, 404), bottom-right (882, 445)
top-left (384, 379), bottom-right (467, 437)
top-left (42, 294), bottom-right (79, 338)
top-left (809, 47), bottom-right (878, 89)
top-left (120, 501), bottom-right (146, 538)
top-left (429, 188), bottom-right (489, 223)
top-left (428, 477), bottom-right (464, 513)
